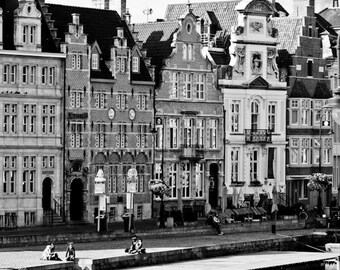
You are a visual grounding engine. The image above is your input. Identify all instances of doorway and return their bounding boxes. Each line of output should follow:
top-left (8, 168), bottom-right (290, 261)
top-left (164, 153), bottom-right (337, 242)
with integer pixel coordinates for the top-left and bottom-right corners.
top-left (70, 178), bottom-right (84, 221)
top-left (42, 178), bottom-right (52, 210)
top-left (209, 163), bottom-right (219, 208)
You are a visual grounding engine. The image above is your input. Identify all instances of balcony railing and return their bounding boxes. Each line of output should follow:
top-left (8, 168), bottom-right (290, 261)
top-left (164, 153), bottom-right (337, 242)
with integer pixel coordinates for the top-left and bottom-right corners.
top-left (245, 129), bottom-right (272, 143)
top-left (179, 144), bottom-right (204, 161)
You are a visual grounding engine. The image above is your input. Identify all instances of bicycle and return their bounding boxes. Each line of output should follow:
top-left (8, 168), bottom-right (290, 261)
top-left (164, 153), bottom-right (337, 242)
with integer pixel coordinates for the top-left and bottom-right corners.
top-left (297, 206), bottom-right (309, 221)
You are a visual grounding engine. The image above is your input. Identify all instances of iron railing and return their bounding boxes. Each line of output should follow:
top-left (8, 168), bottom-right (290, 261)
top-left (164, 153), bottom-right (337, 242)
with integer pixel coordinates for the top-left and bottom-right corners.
top-left (245, 129), bottom-right (272, 143)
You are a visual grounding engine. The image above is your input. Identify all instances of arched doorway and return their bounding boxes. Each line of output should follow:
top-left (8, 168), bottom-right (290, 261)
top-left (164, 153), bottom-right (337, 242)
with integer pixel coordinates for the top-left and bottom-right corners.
top-left (70, 178), bottom-right (84, 221)
top-left (209, 163), bottom-right (219, 208)
top-left (42, 178), bottom-right (52, 210)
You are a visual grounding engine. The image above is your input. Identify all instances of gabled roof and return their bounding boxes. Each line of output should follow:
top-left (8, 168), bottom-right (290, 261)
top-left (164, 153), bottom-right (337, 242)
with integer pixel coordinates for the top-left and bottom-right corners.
top-left (0, 0), bottom-right (57, 52)
top-left (165, 1), bottom-right (240, 35)
top-left (289, 79), bottom-right (311, 98)
top-left (313, 81), bottom-right (332, 99)
top-left (46, 4), bottom-right (152, 82)
top-left (164, 1), bottom-right (303, 54)
top-left (134, 21), bottom-right (179, 84)
top-left (318, 7), bottom-right (340, 28)
top-left (207, 50), bottom-right (230, 66)
top-left (272, 17), bottom-right (304, 54)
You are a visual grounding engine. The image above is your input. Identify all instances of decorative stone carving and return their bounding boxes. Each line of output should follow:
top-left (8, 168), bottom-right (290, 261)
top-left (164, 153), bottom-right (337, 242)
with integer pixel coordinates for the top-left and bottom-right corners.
top-left (234, 46), bottom-right (245, 74)
top-left (267, 48), bottom-right (279, 78)
top-left (251, 52), bottom-right (262, 75)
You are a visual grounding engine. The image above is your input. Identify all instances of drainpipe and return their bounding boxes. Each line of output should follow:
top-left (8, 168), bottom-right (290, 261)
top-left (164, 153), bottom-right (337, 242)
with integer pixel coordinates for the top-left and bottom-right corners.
top-left (62, 52), bottom-right (67, 223)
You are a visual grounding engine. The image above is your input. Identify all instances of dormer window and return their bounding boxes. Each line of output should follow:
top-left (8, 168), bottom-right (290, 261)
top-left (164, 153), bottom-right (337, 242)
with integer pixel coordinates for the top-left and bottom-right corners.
top-left (132, 56), bottom-right (140, 73)
top-left (92, 53), bottom-right (99, 70)
top-left (117, 28), bottom-right (124, 38)
top-left (23, 25), bottom-right (36, 44)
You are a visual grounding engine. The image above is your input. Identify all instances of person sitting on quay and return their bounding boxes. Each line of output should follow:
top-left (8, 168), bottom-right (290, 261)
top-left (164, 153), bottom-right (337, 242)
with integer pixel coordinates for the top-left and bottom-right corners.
top-left (65, 242), bottom-right (76, 261)
top-left (40, 243), bottom-right (61, 261)
top-left (206, 210), bottom-right (224, 236)
top-left (125, 236), bottom-right (146, 254)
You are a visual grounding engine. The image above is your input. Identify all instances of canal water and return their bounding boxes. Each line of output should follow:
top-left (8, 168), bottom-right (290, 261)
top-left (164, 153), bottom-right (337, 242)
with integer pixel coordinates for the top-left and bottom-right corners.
top-left (124, 251), bottom-right (339, 269)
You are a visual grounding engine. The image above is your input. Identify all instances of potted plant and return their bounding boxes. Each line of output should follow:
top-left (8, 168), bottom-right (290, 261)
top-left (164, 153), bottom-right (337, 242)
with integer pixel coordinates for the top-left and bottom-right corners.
top-left (307, 173), bottom-right (332, 217)
top-left (148, 179), bottom-right (171, 228)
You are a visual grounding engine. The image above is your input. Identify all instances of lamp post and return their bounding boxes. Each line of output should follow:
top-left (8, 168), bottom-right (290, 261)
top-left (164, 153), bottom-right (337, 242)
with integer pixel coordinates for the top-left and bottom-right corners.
top-left (315, 112), bottom-right (331, 216)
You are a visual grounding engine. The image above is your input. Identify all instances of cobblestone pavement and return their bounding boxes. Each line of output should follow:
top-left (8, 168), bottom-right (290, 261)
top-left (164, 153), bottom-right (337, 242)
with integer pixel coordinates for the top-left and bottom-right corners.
top-left (0, 229), bottom-right (320, 269)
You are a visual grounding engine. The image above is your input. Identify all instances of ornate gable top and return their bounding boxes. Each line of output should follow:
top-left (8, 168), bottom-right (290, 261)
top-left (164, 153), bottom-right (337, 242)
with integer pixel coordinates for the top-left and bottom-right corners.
top-left (236, 0), bottom-right (273, 16)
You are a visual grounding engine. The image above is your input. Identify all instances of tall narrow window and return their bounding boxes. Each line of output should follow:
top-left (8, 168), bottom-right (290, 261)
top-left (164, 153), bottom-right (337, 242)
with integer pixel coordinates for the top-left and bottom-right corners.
top-left (268, 103), bottom-right (276, 132)
top-left (168, 163), bottom-right (178, 198)
top-left (30, 26), bottom-right (36, 44)
top-left (267, 148), bottom-right (276, 179)
top-left (196, 119), bottom-right (204, 148)
top-left (301, 99), bottom-right (309, 126)
top-left (23, 25), bottom-right (28, 43)
top-left (23, 104), bottom-right (36, 134)
top-left (250, 149), bottom-right (258, 182)
top-left (3, 64), bottom-right (9, 83)
top-left (209, 119), bottom-right (217, 149)
top-left (290, 100), bottom-right (299, 125)
top-left (290, 139), bottom-right (299, 164)
top-left (42, 105), bottom-right (55, 134)
top-left (136, 165), bottom-right (145, 192)
top-left (171, 72), bottom-right (179, 99)
top-left (231, 148), bottom-right (240, 183)
top-left (23, 66), bottom-right (29, 84)
top-left (95, 123), bottom-right (106, 148)
top-left (184, 73), bottom-right (192, 99)
top-left (156, 120), bottom-right (163, 149)
top-left (4, 104), bottom-right (17, 134)
top-left (92, 54), bottom-right (98, 70)
top-left (169, 118), bottom-right (178, 149)
top-left (301, 138), bottom-right (311, 164)
top-left (3, 156), bottom-right (17, 194)
top-left (196, 74), bottom-right (205, 99)
top-left (251, 101), bottom-right (259, 130)
top-left (70, 122), bottom-right (83, 148)
top-left (182, 163), bottom-right (191, 198)
top-left (231, 101), bottom-right (240, 132)
top-left (42, 67), bottom-right (47, 85)
top-left (307, 59), bottom-right (313, 77)
top-left (183, 118), bottom-right (194, 147)
top-left (108, 165), bottom-right (118, 193)
top-left (132, 56), bottom-right (139, 73)
top-left (195, 163), bottom-right (204, 198)
top-left (22, 156), bottom-right (36, 193)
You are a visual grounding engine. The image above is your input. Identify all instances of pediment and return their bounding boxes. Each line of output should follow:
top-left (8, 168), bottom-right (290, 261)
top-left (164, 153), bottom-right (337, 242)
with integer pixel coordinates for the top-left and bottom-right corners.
top-left (248, 76), bottom-right (270, 89)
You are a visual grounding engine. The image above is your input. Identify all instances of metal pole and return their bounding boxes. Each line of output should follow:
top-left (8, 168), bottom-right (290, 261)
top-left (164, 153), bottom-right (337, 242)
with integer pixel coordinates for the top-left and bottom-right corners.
top-left (97, 197), bottom-right (100, 232)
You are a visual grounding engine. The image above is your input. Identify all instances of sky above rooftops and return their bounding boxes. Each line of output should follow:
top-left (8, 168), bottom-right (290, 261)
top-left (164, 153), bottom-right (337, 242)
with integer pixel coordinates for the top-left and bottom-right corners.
top-left (45, 0), bottom-right (328, 24)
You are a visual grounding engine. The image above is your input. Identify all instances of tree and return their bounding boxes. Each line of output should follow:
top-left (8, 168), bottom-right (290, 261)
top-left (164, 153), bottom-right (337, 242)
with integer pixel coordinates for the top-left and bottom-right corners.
top-left (307, 173), bottom-right (332, 216)
top-left (148, 179), bottom-right (171, 228)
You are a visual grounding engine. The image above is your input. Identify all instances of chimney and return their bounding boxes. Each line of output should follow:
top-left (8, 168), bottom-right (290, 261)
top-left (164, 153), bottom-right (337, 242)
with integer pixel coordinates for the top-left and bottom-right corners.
top-left (72, 13), bottom-right (80, 25)
top-left (104, 0), bottom-right (110, 10)
top-left (121, 0), bottom-right (126, 20)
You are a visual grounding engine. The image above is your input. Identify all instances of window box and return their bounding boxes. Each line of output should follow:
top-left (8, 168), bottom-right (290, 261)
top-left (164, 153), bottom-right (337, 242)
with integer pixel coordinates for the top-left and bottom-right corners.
top-left (230, 181), bottom-right (245, 187)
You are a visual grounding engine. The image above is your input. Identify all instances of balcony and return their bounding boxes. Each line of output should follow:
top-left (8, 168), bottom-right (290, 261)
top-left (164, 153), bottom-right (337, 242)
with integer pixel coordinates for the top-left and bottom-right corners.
top-left (179, 144), bottom-right (204, 161)
top-left (245, 129), bottom-right (272, 143)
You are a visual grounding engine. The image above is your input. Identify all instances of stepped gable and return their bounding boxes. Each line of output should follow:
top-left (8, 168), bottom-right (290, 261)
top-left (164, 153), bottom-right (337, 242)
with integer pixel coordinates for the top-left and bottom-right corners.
top-left (134, 21), bottom-right (179, 85)
top-left (0, 0), bottom-right (57, 52)
top-left (47, 4), bottom-right (152, 82)
top-left (288, 79), bottom-right (311, 98)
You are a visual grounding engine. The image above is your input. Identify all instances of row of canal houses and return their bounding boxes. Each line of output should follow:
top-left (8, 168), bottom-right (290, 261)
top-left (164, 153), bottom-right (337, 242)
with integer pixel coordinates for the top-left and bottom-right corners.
top-left (0, 0), bottom-right (339, 227)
